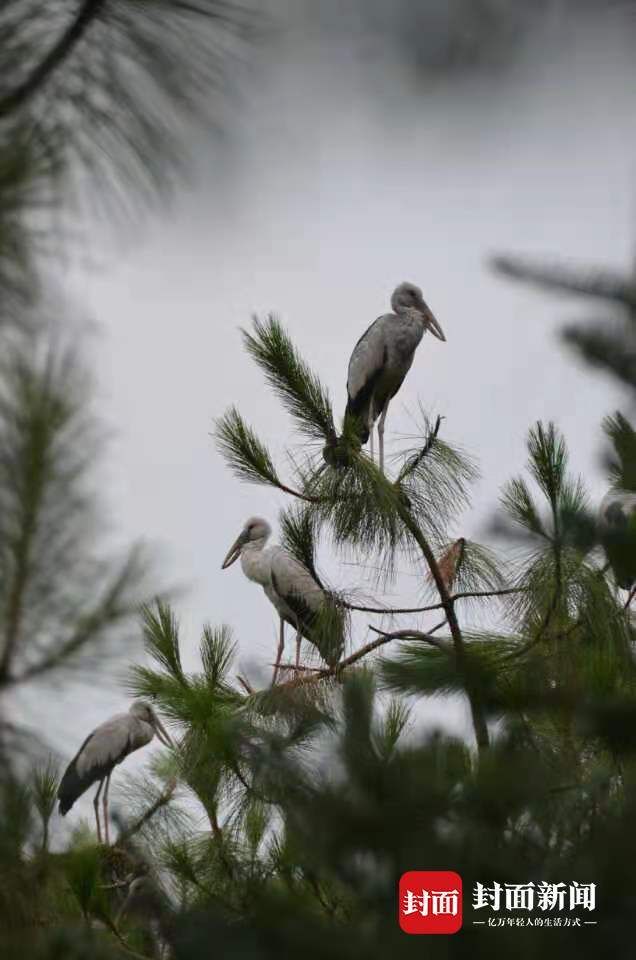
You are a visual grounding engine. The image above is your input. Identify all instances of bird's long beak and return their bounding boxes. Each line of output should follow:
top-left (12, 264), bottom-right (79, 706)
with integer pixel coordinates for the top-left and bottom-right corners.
top-left (425, 309), bottom-right (446, 342)
top-left (221, 529), bottom-right (248, 569)
top-left (153, 714), bottom-right (173, 748)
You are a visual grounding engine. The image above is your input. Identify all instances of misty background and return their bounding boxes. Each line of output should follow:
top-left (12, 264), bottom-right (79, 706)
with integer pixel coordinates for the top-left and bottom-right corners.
top-left (17, 1), bottom-right (636, 828)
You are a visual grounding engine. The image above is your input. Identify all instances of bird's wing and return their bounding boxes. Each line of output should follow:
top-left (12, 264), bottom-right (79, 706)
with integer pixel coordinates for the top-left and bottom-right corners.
top-left (346, 316), bottom-right (389, 412)
top-left (270, 549), bottom-right (344, 666)
top-left (74, 713), bottom-right (144, 777)
top-left (270, 549), bottom-right (324, 623)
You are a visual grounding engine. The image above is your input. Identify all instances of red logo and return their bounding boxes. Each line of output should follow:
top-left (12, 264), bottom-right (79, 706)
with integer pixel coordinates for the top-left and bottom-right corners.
top-left (399, 871), bottom-right (463, 934)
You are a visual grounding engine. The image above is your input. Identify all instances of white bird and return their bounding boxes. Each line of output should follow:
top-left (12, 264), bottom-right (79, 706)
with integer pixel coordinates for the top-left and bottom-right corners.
top-left (57, 700), bottom-right (173, 845)
top-left (345, 282), bottom-right (446, 471)
top-left (221, 516), bottom-right (343, 681)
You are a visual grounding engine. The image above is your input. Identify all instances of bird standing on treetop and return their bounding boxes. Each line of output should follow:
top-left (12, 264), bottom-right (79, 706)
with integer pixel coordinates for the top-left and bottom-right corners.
top-left (341, 282), bottom-right (446, 472)
top-left (221, 516), bottom-right (344, 682)
top-left (598, 488), bottom-right (636, 602)
top-left (57, 700), bottom-right (173, 845)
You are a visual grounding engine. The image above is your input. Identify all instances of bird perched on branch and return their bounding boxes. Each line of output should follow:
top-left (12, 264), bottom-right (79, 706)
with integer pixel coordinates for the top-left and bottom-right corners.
top-left (598, 488), bottom-right (636, 600)
top-left (57, 700), bottom-right (173, 845)
top-left (339, 282), bottom-right (446, 472)
top-left (434, 537), bottom-right (466, 592)
top-left (221, 516), bottom-right (344, 681)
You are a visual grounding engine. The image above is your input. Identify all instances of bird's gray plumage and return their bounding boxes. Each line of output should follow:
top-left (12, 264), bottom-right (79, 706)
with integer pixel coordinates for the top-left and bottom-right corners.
top-left (57, 700), bottom-right (173, 843)
top-left (58, 710), bottom-right (153, 815)
top-left (221, 517), bottom-right (344, 677)
top-left (343, 282), bottom-right (446, 470)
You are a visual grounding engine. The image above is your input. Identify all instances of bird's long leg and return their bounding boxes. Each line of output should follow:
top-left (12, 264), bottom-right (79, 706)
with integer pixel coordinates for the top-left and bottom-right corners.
top-left (102, 772), bottom-right (112, 846)
top-left (368, 400), bottom-right (375, 462)
top-left (93, 779), bottom-right (104, 844)
top-left (272, 617), bottom-right (285, 685)
top-left (378, 400), bottom-right (390, 474)
top-left (626, 585), bottom-right (636, 609)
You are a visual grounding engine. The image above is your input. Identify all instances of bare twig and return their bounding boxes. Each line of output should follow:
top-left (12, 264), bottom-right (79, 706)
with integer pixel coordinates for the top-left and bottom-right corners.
top-left (396, 415), bottom-right (443, 483)
top-left (366, 622), bottom-right (451, 655)
top-left (237, 674), bottom-right (255, 695)
top-left (276, 481), bottom-right (321, 504)
top-left (342, 587), bottom-right (523, 616)
top-left (452, 587), bottom-right (524, 602)
top-left (274, 664), bottom-right (323, 673)
top-left (117, 779), bottom-right (176, 845)
top-left (269, 618), bottom-right (449, 691)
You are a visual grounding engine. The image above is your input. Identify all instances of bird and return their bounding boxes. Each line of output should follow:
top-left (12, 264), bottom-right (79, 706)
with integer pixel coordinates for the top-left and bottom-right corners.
top-left (598, 488), bottom-right (636, 603)
top-left (57, 700), bottom-right (173, 845)
top-left (343, 282), bottom-right (446, 472)
top-left (221, 516), bottom-right (344, 682)
top-left (433, 537), bottom-right (466, 592)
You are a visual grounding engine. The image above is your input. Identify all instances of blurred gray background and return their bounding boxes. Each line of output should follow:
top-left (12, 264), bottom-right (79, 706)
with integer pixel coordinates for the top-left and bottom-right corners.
top-left (19, 0), bottom-right (636, 829)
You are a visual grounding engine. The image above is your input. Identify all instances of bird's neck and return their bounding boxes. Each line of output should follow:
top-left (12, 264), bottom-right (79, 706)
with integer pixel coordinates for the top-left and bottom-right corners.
top-left (396, 307), bottom-right (426, 328)
top-left (133, 716), bottom-right (155, 746)
top-left (240, 542), bottom-right (271, 586)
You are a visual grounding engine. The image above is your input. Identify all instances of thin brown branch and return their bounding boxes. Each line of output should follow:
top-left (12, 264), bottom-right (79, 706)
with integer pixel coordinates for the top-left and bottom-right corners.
top-left (237, 674), bottom-right (255, 695)
top-left (452, 587), bottom-right (524, 601)
top-left (270, 619), bottom-right (449, 691)
top-left (274, 664), bottom-right (323, 673)
top-left (276, 481), bottom-right (321, 504)
top-left (365, 624), bottom-right (452, 656)
top-left (396, 504), bottom-right (490, 751)
top-left (342, 587), bottom-right (523, 616)
top-left (396, 415), bottom-right (443, 482)
top-left (116, 779), bottom-right (176, 845)
top-left (491, 255), bottom-right (636, 307)
top-left (0, 0), bottom-right (108, 117)
top-left (343, 600), bottom-right (444, 614)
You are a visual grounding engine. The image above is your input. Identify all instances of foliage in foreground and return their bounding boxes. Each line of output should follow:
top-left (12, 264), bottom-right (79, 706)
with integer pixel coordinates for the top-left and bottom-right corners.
top-left (3, 4), bottom-right (636, 957)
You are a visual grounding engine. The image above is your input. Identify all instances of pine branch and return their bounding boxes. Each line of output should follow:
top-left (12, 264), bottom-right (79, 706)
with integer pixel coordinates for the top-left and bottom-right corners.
top-left (268, 620), bottom-right (448, 693)
top-left (117, 777), bottom-right (177, 845)
top-left (141, 601), bottom-right (185, 684)
top-left (603, 411), bottom-right (636, 490)
top-left (395, 414), bottom-right (443, 483)
top-left (279, 505), bottom-right (324, 588)
top-left (366, 623), bottom-right (451, 655)
top-left (342, 587), bottom-right (523, 615)
top-left (242, 316), bottom-right (336, 443)
top-left (562, 325), bottom-right (636, 391)
top-left (0, 0), bottom-right (108, 118)
top-left (396, 503), bottom-right (490, 750)
top-left (7, 546), bottom-right (146, 685)
top-left (215, 407), bottom-right (321, 502)
top-left (492, 255), bottom-right (636, 307)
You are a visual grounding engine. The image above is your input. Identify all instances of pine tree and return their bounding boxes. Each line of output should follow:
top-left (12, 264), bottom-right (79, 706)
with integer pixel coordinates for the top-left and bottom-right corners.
top-left (107, 294), bottom-right (636, 956)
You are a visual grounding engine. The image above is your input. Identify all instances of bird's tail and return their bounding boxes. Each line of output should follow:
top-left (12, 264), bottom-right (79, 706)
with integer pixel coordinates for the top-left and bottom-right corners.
top-left (306, 600), bottom-right (346, 668)
top-left (345, 396), bottom-right (370, 444)
top-left (322, 403), bottom-right (368, 468)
